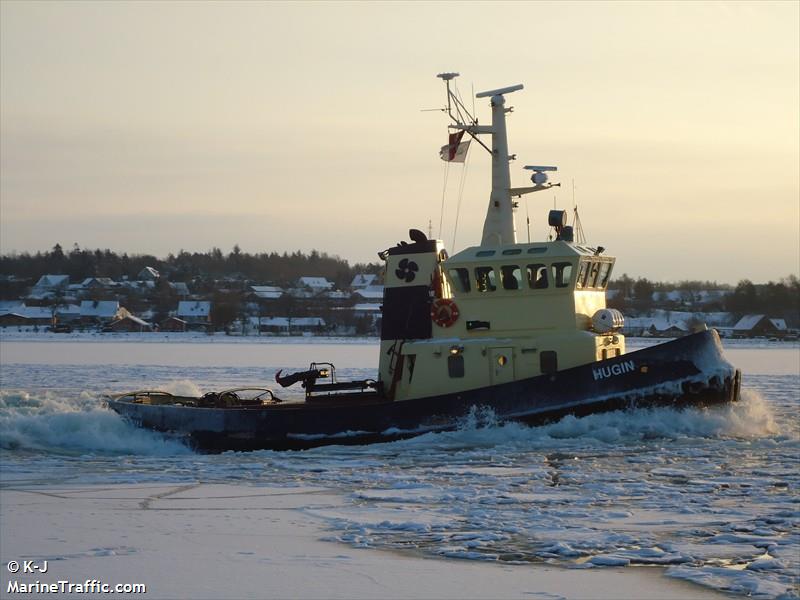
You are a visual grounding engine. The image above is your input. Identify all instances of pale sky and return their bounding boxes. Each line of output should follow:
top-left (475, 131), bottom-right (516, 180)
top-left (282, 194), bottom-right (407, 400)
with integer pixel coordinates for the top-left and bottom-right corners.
top-left (1, 1), bottom-right (798, 283)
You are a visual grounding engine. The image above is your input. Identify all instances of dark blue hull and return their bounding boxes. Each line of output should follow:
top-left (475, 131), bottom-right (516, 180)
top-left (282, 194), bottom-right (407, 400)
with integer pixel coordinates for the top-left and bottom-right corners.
top-left (107, 330), bottom-right (741, 452)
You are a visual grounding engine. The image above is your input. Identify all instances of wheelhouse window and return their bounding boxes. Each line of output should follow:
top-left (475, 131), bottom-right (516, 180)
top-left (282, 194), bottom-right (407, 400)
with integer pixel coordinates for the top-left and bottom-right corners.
top-left (527, 264), bottom-right (549, 289)
top-left (576, 261), bottom-right (590, 290)
top-left (551, 262), bottom-right (574, 288)
top-left (448, 268), bottom-right (471, 293)
top-left (500, 265), bottom-right (522, 290)
top-left (576, 259), bottom-right (613, 290)
top-left (474, 266), bottom-right (496, 292)
top-left (587, 261), bottom-right (601, 288)
top-left (597, 261), bottom-right (613, 289)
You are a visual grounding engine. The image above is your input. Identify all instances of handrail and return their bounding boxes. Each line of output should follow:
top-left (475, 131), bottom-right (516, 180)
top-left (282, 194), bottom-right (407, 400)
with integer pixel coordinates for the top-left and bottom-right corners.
top-left (218, 387), bottom-right (277, 402)
top-left (112, 390), bottom-right (175, 400)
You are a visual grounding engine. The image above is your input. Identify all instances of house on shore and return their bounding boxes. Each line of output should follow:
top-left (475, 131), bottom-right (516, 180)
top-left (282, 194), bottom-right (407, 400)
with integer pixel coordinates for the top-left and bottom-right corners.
top-left (256, 316), bottom-right (326, 335)
top-left (730, 315), bottom-right (789, 339)
top-left (0, 305), bottom-right (53, 327)
top-left (55, 304), bottom-right (82, 324)
top-left (79, 300), bottom-right (127, 326)
top-left (138, 267), bottom-right (160, 281)
top-left (28, 275), bottom-right (70, 300)
top-left (622, 317), bottom-right (689, 338)
top-left (160, 316), bottom-right (188, 332)
top-left (169, 282), bottom-right (191, 298)
top-left (106, 315), bottom-right (153, 332)
top-left (350, 274), bottom-right (377, 290)
top-left (177, 301), bottom-right (212, 330)
top-left (289, 277), bottom-right (334, 298)
top-left (353, 285), bottom-right (384, 302)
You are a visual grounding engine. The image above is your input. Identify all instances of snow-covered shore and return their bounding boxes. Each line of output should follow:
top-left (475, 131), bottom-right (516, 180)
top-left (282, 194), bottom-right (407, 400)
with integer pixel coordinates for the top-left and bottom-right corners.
top-left (0, 329), bottom-right (379, 345)
top-left (1, 328), bottom-right (798, 350)
top-left (0, 482), bottom-right (730, 600)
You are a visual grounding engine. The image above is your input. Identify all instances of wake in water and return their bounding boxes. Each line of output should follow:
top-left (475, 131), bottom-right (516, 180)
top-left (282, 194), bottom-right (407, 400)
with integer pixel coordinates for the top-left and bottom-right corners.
top-left (0, 389), bottom-right (191, 455)
top-left (382, 388), bottom-right (783, 454)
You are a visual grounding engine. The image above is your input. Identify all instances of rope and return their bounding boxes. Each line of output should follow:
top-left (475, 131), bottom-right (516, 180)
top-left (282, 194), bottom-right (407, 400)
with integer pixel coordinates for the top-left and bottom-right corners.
top-left (438, 160), bottom-right (450, 238)
top-left (451, 151), bottom-right (471, 250)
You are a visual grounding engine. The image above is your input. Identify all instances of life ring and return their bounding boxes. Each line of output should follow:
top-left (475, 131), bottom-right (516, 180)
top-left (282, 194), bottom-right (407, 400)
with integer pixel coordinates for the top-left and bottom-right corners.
top-left (431, 298), bottom-right (460, 328)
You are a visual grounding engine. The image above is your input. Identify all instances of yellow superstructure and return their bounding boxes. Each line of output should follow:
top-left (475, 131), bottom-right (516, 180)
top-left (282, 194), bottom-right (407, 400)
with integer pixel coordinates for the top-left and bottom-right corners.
top-left (378, 239), bottom-right (625, 402)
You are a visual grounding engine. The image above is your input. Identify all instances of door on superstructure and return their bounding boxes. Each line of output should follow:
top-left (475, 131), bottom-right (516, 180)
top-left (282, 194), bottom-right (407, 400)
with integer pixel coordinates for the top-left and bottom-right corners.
top-left (489, 347), bottom-right (515, 385)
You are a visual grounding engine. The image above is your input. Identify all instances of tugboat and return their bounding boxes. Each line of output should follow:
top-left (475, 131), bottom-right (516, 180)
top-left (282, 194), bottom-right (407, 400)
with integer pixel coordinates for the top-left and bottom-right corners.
top-left (107, 74), bottom-right (741, 451)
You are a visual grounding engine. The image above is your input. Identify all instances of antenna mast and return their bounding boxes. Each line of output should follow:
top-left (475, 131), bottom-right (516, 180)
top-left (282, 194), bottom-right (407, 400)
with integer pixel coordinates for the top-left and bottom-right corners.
top-left (570, 180), bottom-right (586, 244)
top-left (436, 73), bottom-right (560, 246)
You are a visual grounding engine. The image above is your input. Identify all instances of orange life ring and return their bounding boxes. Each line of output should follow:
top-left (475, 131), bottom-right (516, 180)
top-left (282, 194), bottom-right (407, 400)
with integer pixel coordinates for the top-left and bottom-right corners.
top-left (431, 298), bottom-right (460, 328)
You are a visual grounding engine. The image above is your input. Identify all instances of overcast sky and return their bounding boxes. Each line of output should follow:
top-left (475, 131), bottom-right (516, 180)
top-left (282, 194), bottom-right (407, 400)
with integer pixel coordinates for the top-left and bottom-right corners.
top-left (1, 1), bottom-right (797, 283)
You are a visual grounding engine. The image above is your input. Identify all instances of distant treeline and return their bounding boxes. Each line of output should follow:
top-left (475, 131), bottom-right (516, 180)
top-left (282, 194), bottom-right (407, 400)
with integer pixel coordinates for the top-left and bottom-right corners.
top-left (1, 244), bottom-right (798, 317)
top-left (0, 244), bottom-right (383, 289)
top-left (608, 273), bottom-right (799, 317)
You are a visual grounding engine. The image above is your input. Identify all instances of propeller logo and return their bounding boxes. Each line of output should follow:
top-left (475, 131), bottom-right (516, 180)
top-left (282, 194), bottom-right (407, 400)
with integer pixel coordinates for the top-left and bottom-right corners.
top-left (395, 258), bottom-right (419, 283)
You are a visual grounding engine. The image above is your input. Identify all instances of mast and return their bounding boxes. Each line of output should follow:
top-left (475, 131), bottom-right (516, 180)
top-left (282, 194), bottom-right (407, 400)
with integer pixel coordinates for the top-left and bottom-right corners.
top-left (475, 85), bottom-right (523, 246)
top-left (437, 74), bottom-right (558, 247)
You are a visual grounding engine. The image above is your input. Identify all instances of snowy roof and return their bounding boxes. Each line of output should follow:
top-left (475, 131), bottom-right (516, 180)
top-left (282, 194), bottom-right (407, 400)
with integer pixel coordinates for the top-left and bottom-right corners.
top-left (649, 309), bottom-right (733, 327)
top-left (298, 277), bottom-right (333, 290)
top-left (287, 288), bottom-right (314, 298)
top-left (33, 275), bottom-right (69, 289)
top-left (80, 300), bottom-right (120, 318)
top-left (733, 314), bottom-right (766, 331)
top-left (352, 303), bottom-right (382, 312)
top-left (56, 304), bottom-right (81, 316)
top-left (0, 301), bottom-right (24, 314)
top-left (17, 306), bottom-right (53, 320)
top-left (250, 285), bottom-right (284, 299)
top-left (350, 273), bottom-right (377, 288)
top-left (138, 267), bottom-right (160, 280)
top-left (324, 290), bottom-right (350, 300)
top-left (259, 316), bottom-right (326, 327)
top-left (0, 304), bottom-right (53, 320)
top-left (769, 318), bottom-right (788, 331)
top-left (177, 301), bottom-right (211, 317)
top-left (80, 277), bottom-right (117, 287)
top-left (354, 285), bottom-right (384, 300)
top-left (161, 316), bottom-right (187, 325)
top-left (112, 315), bottom-right (151, 328)
top-left (293, 317), bottom-right (325, 327)
top-left (0, 305), bottom-right (54, 320)
top-left (125, 280), bottom-right (156, 290)
top-left (624, 317), bottom-right (688, 332)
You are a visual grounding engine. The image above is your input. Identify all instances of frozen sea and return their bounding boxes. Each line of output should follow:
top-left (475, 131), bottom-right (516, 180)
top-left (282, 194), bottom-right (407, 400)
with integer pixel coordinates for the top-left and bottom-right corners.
top-left (1, 334), bottom-right (798, 599)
